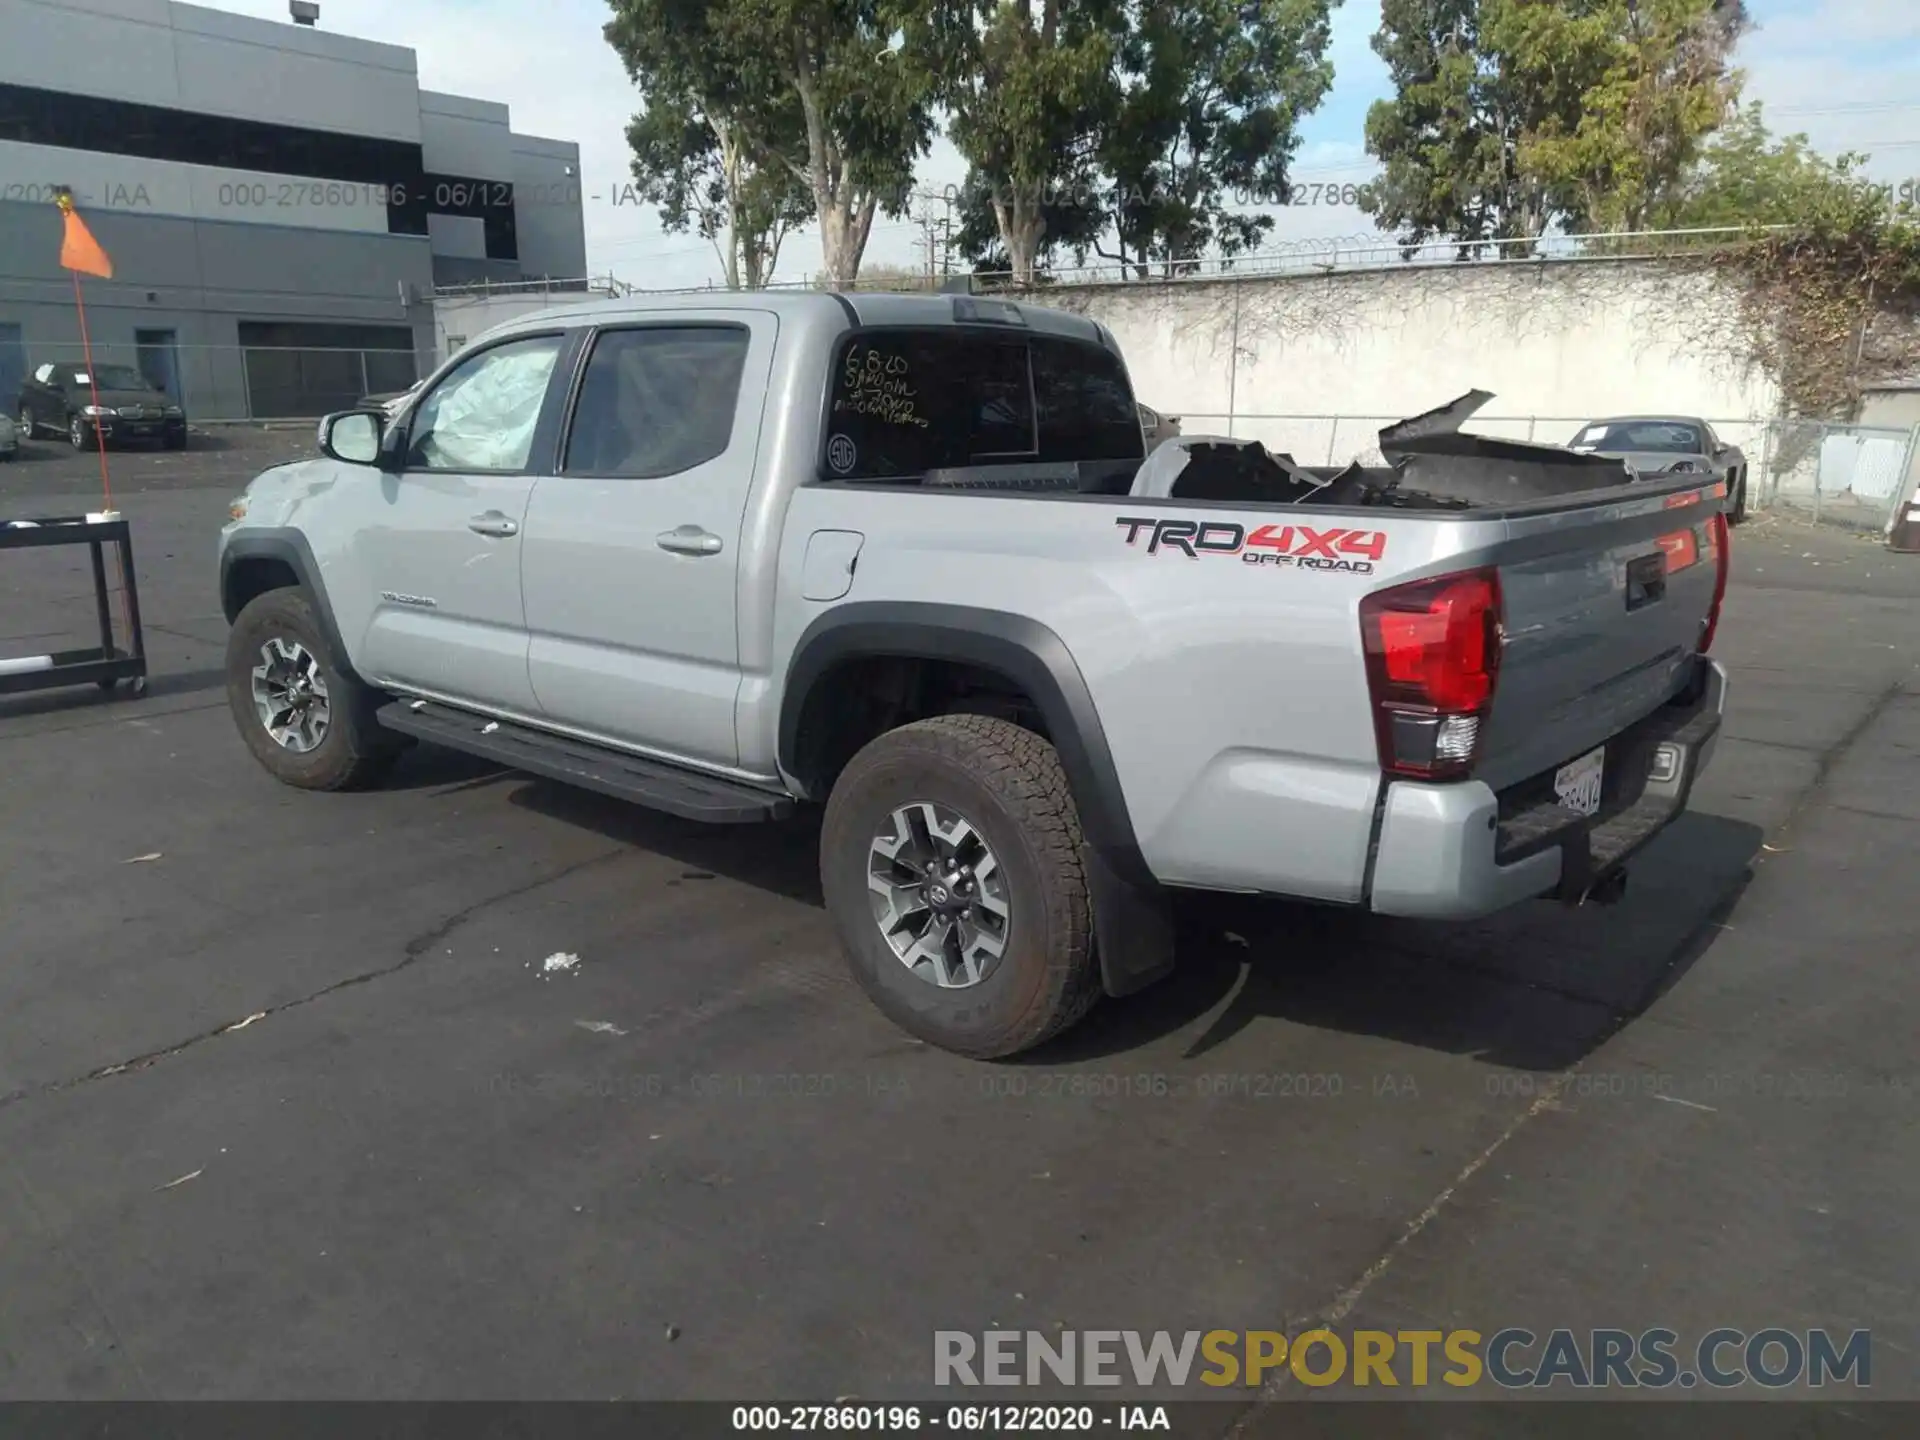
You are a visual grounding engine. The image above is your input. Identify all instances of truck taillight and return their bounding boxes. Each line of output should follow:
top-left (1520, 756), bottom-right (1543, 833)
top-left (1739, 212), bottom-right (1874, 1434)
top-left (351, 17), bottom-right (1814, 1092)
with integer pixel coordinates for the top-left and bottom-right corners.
top-left (1699, 510), bottom-right (1730, 653)
top-left (1359, 569), bottom-right (1503, 781)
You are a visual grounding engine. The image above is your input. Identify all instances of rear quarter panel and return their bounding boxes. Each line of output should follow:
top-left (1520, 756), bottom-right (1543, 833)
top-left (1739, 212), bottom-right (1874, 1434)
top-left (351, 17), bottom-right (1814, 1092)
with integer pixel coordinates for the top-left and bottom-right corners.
top-left (763, 490), bottom-right (1508, 901)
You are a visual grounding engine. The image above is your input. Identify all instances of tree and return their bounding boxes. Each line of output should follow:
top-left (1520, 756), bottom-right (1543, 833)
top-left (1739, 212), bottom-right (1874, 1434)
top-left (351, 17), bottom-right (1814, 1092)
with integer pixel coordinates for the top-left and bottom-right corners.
top-left (1502, 0), bottom-right (1748, 233)
top-left (912, 0), bottom-right (1116, 286)
top-left (1361, 0), bottom-right (1747, 250)
top-left (1660, 102), bottom-right (1877, 231)
top-left (725, 0), bottom-right (939, 286)
top-left (1094, 0), bottom-right (1337, 278)
top-left (948, 166), bottom-right (1108, 279)
top-left (606, 0), bottom-right (813, 289)
top-left (1361, 0), bottom-right (1548, 252)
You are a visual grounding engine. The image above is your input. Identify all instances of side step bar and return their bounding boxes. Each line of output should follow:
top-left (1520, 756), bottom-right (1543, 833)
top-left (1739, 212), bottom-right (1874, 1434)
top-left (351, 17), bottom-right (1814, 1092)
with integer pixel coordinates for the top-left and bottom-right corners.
top-left (375, 700), bottom-right (794, 824)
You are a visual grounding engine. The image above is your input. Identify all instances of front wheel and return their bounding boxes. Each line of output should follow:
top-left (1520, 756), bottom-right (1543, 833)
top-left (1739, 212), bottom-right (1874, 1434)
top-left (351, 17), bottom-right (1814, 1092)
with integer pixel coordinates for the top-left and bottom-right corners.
top-left (16, 405), bottom-right (34, 439)
top-left (225, 587), bottom-right (401, 791)
top-left (820, 714), bottom-right (1101, 1058)
top-left (69, 414), bottom-right (90, 451)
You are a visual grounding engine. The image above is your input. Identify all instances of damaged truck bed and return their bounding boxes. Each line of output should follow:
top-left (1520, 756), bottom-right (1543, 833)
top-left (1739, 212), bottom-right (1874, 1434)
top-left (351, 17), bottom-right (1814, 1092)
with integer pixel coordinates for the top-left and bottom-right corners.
top-left (1130, 390), bottom-right (1641, 509)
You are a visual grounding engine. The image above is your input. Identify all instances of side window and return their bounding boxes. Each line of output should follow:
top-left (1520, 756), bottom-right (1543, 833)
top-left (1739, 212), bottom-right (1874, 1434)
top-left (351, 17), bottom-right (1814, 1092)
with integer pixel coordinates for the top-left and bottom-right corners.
top-left (405, 333), bottom-right (564, 472)
top-left (562, 326), bottom-right (749, 477)
top-left (32, 363), bottom-right (54, 385)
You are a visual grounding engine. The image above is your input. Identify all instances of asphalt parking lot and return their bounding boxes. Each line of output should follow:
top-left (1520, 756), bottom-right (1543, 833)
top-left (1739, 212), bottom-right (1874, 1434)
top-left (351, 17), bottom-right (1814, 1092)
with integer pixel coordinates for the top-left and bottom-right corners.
top-left (2, 428), bottom-right (1917, 1419)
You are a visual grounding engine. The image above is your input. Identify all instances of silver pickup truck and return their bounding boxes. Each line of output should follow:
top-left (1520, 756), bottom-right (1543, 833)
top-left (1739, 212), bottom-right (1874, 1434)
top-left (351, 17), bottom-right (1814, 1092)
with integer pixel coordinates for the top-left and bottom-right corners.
top-left (219, 292), bottom-right (1730, 1057)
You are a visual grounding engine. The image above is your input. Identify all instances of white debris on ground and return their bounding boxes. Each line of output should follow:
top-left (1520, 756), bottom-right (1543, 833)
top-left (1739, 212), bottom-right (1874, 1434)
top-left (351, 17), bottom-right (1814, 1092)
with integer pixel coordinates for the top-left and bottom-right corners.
top-left (574, 1019), bottom-right (626, 1035)
top-left (530, 952), bottom-right (582, 978)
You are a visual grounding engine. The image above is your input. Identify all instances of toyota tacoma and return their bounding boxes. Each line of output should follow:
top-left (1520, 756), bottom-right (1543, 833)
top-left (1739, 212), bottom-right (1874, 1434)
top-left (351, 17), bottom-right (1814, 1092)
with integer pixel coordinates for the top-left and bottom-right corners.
top-left (219, 292), bottom-right (1730, 1057)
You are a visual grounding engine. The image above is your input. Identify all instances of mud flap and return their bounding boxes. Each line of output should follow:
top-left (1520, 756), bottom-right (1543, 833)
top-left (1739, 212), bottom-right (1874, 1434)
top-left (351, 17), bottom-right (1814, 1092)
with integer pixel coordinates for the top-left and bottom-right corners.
top-left (1084, 843), bottom-right (1176, 997)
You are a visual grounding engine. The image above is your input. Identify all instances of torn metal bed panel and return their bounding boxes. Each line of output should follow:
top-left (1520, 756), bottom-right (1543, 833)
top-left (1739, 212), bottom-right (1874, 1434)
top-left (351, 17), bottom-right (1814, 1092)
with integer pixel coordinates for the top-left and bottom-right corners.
top-left (1377, 389), bottom-right (1496, 446)
top-left (1378, 391), bottom-right (1634, 508)
top-left (1127, 394), bottom-right (1633, 510)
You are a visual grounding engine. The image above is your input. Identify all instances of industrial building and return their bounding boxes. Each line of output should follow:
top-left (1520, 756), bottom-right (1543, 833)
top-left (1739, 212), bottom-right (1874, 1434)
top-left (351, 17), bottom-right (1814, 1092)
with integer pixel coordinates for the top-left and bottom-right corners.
top-left (0, 0), bottom-right (587, 420)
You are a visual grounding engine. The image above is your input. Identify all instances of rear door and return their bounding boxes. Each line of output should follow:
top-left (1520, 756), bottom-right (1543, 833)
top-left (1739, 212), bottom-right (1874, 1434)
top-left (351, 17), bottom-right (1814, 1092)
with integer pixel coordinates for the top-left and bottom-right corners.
top-left (1473, 487), bottom-right (1722, 791)
top-left (519, 314), bottom-right (774, 769)
top-left (352, 330), bottom-right (574, 714)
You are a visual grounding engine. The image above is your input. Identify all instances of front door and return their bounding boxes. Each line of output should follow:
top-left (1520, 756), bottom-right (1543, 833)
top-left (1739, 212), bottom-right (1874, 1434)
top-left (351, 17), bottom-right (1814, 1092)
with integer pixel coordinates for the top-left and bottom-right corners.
top-left (353, 330), bottom-right (572, 716)
top-left (520, 315), bottom-right (774, 770)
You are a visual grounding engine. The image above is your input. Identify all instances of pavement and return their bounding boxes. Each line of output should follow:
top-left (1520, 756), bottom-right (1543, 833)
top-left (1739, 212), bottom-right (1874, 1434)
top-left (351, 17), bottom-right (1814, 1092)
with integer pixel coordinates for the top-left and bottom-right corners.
top-left (1, 431), bottom-right (1917, 1422)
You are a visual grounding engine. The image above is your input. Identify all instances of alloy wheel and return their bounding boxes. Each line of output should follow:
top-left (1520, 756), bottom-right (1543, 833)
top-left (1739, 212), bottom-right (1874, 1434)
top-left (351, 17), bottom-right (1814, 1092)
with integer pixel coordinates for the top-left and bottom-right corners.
top-left (250, 636), bottom-right (332, 753)
top-left (867, 800), bottom-right (1011, 989)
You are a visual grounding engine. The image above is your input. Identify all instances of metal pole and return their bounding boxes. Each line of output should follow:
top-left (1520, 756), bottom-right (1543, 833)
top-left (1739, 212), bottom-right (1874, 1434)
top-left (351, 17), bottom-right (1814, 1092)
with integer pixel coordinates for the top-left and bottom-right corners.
top-left (1814, 424), bottom-right (1827, 523)
top-left (1226, 286), bottom-right (1241, 440)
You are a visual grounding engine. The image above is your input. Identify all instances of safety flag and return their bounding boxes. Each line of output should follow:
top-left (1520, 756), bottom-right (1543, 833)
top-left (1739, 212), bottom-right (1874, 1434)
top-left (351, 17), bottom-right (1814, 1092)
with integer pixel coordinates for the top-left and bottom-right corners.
top-left (56, 191), bottom-right (113, 278)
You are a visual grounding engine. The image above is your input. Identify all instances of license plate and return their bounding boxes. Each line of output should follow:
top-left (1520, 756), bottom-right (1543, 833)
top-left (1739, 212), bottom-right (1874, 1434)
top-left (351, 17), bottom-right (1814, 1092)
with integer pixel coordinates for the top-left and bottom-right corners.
top-left (1554, 747), bottom-right (1606, 817)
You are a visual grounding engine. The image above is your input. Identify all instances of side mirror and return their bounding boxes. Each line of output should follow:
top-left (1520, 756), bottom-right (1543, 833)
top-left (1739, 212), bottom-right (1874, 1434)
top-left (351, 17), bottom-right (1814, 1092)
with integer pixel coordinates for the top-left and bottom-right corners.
top-left (316, 409), bottom-right (386, 467)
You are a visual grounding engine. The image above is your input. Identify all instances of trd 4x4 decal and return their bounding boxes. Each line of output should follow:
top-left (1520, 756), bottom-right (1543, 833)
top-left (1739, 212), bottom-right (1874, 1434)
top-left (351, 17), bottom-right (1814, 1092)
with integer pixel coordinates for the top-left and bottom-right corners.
top-left (1115, 517), bottom-right (1386, 575)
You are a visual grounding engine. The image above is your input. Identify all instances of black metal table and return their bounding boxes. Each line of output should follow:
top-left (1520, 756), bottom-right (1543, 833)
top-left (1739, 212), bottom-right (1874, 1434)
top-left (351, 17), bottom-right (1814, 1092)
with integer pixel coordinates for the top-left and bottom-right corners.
top-left (0, 513), bottom-right (148, 697)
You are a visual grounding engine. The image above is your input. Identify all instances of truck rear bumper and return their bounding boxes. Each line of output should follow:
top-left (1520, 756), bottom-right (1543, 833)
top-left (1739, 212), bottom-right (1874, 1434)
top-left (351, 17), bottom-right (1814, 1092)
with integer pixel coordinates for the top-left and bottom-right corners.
top-left (1368, 658), bottom-right (1728, 920)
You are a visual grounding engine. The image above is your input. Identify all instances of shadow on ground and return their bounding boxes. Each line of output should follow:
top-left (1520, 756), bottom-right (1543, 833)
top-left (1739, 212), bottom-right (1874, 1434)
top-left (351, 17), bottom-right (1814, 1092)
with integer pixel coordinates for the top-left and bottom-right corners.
top-left (476, 747), bottom-right (1767, 1079)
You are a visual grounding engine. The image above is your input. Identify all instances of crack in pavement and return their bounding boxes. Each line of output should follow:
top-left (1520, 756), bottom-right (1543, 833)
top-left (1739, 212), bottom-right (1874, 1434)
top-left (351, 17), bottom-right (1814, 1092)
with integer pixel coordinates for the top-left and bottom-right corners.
top-left (0, 846), bottom-right (628, 1117)
top-left (1224, 675), bottom-right (1911, 1427)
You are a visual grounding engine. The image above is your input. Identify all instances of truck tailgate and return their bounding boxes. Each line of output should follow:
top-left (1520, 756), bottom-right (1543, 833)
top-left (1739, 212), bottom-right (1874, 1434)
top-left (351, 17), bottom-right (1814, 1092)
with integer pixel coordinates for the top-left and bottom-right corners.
top-left (1475, 484), bottom-right (1724, 793)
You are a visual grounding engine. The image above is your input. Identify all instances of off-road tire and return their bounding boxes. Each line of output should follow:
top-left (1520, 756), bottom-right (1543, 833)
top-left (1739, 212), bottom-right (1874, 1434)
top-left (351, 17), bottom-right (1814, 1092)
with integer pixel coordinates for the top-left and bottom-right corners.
top-left (226, 587), bottom-right (400, 791)
top-left (821, 714), bottom-right (1101, 1058)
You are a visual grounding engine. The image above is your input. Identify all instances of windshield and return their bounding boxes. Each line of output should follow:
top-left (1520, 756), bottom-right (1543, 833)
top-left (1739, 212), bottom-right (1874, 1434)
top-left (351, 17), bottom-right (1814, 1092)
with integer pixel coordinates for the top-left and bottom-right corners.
top-left (69, 365), bottom-right (149, 390)
top-left (1571, 420), bottom-right (1703, 454)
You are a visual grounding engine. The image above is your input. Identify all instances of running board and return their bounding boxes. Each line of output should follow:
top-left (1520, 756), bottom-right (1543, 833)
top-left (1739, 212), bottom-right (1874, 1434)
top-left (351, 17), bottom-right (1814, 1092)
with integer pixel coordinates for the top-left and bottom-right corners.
top-left (375, 700), bottom-right (793, 824)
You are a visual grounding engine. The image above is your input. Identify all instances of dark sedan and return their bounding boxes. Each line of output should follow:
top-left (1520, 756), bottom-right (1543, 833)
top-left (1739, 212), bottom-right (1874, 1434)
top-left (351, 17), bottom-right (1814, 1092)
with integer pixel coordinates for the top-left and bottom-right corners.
top-left (16, 362), bottom-right (188, 451)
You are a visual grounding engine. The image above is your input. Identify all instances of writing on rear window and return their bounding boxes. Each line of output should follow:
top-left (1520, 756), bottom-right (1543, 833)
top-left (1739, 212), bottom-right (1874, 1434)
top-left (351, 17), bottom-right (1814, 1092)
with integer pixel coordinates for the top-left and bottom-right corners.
top-left (1116, 517), bottom-right (1387, 574)
top-left (840, 347), bottom-right (928, 428)
top-left (822, 329), bottom-right (1141, 480)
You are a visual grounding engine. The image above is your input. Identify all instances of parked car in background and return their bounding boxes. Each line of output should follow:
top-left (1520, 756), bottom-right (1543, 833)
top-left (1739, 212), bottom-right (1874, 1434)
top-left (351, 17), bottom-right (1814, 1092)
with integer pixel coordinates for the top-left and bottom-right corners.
top-left (1138, 401), bottom-right (1181, 452)
top-left (0, 410), bottom-right (17, 461)
top-left (1570, 415), bottom-right (1748, 523)
top-left (16, 362), bottom-right (187, 451)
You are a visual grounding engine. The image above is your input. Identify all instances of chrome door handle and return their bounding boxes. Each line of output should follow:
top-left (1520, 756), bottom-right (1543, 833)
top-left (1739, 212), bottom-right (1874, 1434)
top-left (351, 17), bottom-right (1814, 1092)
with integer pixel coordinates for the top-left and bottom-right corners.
top-left (468, 512), bottom-right (519, 538)
top-left (656, 525), bottom-right (723, 556)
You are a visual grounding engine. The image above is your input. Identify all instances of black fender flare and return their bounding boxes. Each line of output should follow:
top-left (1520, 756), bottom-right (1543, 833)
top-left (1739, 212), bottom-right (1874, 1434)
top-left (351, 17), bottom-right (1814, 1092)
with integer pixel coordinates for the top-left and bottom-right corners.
top-left (220, 528), bottom-right (363, 683)
top-left (780, 602), bottom-right (1174, 997)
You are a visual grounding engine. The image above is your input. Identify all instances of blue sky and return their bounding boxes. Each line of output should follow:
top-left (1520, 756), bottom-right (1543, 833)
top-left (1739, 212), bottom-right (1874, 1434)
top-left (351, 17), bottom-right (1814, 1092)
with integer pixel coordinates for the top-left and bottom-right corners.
top-left (211, 0), bottom-right (1920, 287)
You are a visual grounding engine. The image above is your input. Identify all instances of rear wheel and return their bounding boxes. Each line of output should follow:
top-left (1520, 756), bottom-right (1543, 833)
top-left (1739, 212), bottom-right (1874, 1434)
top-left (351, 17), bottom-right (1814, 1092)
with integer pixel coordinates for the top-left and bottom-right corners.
top-left (820, 714), bottom-right (1100, 1058)
top-left (225, 587), bottom-right (400, 791)
top-left (1728, 468), bottom-right (1749, 525)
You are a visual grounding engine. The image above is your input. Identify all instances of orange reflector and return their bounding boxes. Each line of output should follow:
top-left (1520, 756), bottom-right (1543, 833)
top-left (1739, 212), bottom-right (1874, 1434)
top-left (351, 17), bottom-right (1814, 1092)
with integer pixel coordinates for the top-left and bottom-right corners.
top-left (1656, 530), bottom-right (1699, 571)
top-left (1664, 490), bottom-right (1701, 509)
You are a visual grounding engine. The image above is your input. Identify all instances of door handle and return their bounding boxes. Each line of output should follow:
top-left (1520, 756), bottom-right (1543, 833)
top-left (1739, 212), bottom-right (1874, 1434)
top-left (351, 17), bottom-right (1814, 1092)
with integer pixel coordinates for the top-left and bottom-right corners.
top-left (468, 512), bottom-right (519, 538)
top-left (656, 525), bottom-right (723, 556)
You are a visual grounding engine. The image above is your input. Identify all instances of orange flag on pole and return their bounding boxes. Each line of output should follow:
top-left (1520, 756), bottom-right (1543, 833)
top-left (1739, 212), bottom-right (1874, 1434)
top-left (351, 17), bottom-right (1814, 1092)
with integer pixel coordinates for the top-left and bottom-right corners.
top-left (56, 192), bottom-right (113, 278)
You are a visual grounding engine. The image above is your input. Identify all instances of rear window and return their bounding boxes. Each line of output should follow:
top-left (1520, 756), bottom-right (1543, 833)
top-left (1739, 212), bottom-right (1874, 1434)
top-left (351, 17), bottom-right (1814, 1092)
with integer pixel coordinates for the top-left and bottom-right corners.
top-left (822, 330), bottom-right (1141, 481)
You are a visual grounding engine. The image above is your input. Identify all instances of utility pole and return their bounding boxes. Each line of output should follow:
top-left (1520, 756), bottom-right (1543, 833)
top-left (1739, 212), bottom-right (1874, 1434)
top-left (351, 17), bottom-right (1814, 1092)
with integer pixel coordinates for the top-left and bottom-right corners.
top-left (911, 189), bottom-right (959, 287)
